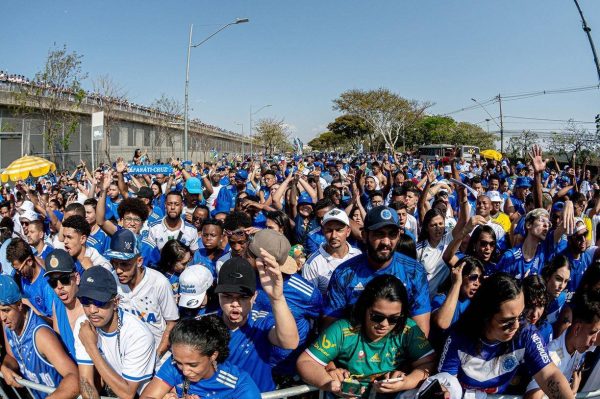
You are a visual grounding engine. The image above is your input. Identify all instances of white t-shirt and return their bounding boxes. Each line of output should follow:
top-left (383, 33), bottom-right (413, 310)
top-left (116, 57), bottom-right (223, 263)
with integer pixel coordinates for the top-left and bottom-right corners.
top-left (416, 232), bottom-right (454, 299)
top-left (73, 309), bottom-right (156, 394)
top-left (116, 268), bottom-right (179, 350)
top-left (303, 242), bottom-right (362, 296)
top-left (85, 246), bottom-right (112, 270)
top-left (526, 330), bottom-right (587, 393)
top-left (148, 217), bottom-right (199, 251)
top-left (206, 185), bottom-right (223, 212)
top-left (404, 214), bottom-right (419, 238)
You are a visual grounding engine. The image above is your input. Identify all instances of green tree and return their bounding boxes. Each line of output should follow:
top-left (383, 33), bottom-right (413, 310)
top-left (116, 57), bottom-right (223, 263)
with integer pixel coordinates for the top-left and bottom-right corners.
top-left (332, 88), bottom-right (432, 151)
top-left (14, 44), bottom-right (87, 164)
top-left (550, 121), bottom-right (600, 165)
top-left (253, 118), bottom-right (291, 155)
top-left (327, 114), bottom-right (373, 150)
top-left (409, 115), bottom-right (495, 150)
top-left (308, 131), bottom-right (339, 151)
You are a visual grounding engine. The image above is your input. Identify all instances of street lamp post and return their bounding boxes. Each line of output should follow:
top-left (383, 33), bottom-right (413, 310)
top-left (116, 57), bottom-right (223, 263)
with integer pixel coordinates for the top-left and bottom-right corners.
top-left (249, 104), bottom-right (272, 156)
top-left (183, 17), bottom-right (249, 161)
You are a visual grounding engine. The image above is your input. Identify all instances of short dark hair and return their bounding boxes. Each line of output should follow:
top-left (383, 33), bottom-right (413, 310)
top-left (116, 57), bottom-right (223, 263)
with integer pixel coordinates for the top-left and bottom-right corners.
top-left (223, 211), bottom-right (252, 231)
top-left (314, 198), bottom-right (335, 213)
top-left (64, 203), bottom-right (85, 217)
top-left (7, 238), bottom-right (34, 264)
top-left (166, 190), bottom-right (184, 201)
top-left (169, 316), bottom-right (230, 363)
top-left (117, 198), bottom-right (150, 221)
top-left (84, 198), bottom-right (98, 209)
top-left (572, 289), bottom-right (600, 324)
top-left (62, 215), bottom-right (91, 238)
top-left (28, 219), bottom-right (45, 232)
top-left (201, 219), bottom-right (224, 232)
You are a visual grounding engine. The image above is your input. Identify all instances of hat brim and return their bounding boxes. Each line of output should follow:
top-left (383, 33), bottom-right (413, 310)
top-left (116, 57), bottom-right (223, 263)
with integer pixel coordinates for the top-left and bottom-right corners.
top-left (280, 256), bottom-right (299, 275)
top-left (43, 269), bottom-right (73, 277)
top-left (105, 251), bottom-right (138, 261)
top-left (365, 221), bottom-right (400, 231)
top-left (214, 284), bottom-right (255, 296)
top-left (77, 287), bottom-right (115, 302)
top-left (178, 292), bottom-right (207, 309)
top-left (185, 189), bottom-right (201, 195)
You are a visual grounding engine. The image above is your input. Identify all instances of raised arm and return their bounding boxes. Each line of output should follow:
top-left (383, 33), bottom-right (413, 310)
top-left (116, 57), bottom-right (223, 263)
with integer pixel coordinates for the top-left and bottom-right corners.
top-left (96, 173), bottom-right (117, 236)
top-left (432, 264), bottom-right (464, 330)
top-left (529, 145), bottom-right (545, 209)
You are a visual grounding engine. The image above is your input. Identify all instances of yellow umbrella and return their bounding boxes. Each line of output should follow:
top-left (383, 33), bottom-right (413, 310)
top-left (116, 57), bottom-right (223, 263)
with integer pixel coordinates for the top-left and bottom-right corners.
top-left (480, 149), bottom-right (503, 161)
top-left (1, 155), bottom-right (56, 183)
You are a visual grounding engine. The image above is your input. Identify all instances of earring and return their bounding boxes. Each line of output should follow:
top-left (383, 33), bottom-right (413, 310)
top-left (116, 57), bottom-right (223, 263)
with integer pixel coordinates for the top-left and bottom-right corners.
top-left (211, 358), bottom-right (218, 371)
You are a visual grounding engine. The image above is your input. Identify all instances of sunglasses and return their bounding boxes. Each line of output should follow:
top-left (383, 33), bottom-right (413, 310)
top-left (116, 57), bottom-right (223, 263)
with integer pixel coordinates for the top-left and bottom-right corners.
top-left (46, 273), bottom-right (74, 288)
top-left (498, 313), bottom-right (524, 331)
top-left (369, 311), bottom-right (402, 325)
top-left (80, 297), bottom-right (113, 308)
top-left (479, 240), bottom-right (496, 248)
top-left (467, 274), bottom-right (483, 283)
top-left (225, 229), bottom-right (246, 238)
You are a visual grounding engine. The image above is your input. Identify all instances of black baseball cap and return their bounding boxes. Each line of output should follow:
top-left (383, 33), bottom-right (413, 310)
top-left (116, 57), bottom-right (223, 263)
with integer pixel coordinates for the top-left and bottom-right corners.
top-left (215, 257), bottom-right (256, 296)
top-left (77, 266), bottom-right (117, 302)
top-left (364, 206), bottom-right (400, 231)
top-left (43, 249), bottom-right (76, 276)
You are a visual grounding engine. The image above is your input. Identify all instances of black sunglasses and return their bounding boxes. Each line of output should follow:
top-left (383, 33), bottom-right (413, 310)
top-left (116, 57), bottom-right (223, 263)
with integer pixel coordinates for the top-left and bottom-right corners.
top-left (46, 273), bottom-right (74, 288)
top-left (467, 274), bottom-right (483, 283)
top-left (80, 297), bottom-right (113, 308)
top-left (369, 311), bottom-right (401, 325)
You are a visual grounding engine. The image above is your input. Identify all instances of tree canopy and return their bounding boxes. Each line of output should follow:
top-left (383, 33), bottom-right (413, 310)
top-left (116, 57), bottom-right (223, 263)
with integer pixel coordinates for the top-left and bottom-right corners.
top-left (253, 118), bottom-right (291, 155)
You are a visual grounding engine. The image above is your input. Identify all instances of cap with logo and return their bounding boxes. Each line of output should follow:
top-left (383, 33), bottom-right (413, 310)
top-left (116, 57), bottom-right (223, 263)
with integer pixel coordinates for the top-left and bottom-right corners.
top-left (105, 229), bottom-right (139, 261)
top-left (321, 208), bottom-right (350, 227)
top-left (178, 265), bottom-right (214, 309)
top-left (515, 176), bottom-right (532, 189)
top-left (184, 177), bottom-right (202, 195)
top-left (19, 210), bottom-right (38, 222)
top-left (215, 257), bottom-right (257, 296)
top-left (76, 266), bottom-right (117, 302)
top-left (570, 217), bottom-right (588, 236)
top-left (248, 229), bottom-right (298, 274)
top-left (43, 249), bottom-right (76, 276)
top-left (136, 186), bottom-right (154, 199)
top-left (235, 170), bottom-right (249, 182)
top-left (0, 274), bottom-right (22, 305)
top-left (364, 206), bottom-right (400, 231)
top-left (486, 191), bottom-right (502, 203)
top-left (297, 192), bottom-right (314, 206)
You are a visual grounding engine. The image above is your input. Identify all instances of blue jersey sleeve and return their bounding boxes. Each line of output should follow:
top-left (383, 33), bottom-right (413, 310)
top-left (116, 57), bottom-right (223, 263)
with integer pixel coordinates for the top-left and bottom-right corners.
top-left (408, 265), bottom-right (432, 316)
top-left (233, 371), bottom-right (262, 399)
top-left (494, 250), bottom-right (515, 276)
top-left (322, 269), bottom-right (349, 319)
top-left (215, 187), bottom-right (234, 213)
top-left (524, 329), bottom-right (552, 376)
top-left (438, 332), bottom-right (462, 376)
top-left (155, 357), bottom-right (180, 388)
top-left (431, 294), bottom-right (447, 312)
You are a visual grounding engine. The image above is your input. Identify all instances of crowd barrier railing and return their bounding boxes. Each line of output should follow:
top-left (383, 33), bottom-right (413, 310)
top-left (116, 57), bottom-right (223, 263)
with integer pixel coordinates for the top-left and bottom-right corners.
top-left (1, 372), bottom-right (600, 399)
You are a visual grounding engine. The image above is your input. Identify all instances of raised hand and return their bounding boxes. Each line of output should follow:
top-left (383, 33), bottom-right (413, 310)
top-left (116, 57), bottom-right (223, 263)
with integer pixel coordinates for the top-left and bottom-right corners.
top-left (529, 144), bottom-right (547, 174)
top-left (116, 160), bottom-right (127, 174)
top-left (255, 248), bottom-right (283, 301)
top-left (102, 171), bottom-right (112, 191)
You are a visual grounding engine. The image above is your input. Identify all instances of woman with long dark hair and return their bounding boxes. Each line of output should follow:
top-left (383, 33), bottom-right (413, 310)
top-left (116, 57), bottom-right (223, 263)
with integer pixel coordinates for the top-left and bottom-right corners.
top-left (157, 240), bottom-right (194, 296)
top-left (540, 255), bottom-right (570, 329)
top-left (140, 316), bottom-right (260, 398)
top-left (438, 273), bottom-right (573, 396)
top-left (442, 217), bottom-right (499, 272)
top-left (297, 275), bottom-right (436, 398)
top-left (264, 209), bottom-right (293, 243)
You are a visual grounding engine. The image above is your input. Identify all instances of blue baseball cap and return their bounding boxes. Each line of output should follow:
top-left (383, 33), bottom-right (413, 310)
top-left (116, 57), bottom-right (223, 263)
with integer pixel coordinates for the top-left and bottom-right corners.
top-left (77, 266), bottom-right (117, 302)
top-left (552, 201), bottom-right (565, 213)
top-left (313, 162), bottom-right (324, 169)
top-left (0, 275), bottom-right (22, 305)
top-left (235, 170), bottom-right (249, 181)
top-left (105, 229), bottom-right (139, 261)
top-left (185, 177), bottom-right (202, 194)
top-left (515, 176), bottom-right (532, 189)
top-left (364, 206), bottom-right (400, 231)
top-left (297, 192), bottom-right (314, 206)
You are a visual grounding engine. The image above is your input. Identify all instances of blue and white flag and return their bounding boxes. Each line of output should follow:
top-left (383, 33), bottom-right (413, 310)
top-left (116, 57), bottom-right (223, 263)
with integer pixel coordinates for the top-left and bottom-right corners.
top-left (293, 137), bottom-right (304, 155)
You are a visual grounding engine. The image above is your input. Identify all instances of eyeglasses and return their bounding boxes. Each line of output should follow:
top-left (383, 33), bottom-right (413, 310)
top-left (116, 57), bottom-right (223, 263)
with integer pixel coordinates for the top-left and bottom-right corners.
top-left (20, 221), bottom-right (30, 227)
top-left (123, 216), bottom-right (142, 224)
top-left (497, 313), bottom-right (524, 331)
top-left (467, 274), bottom-right (483, 283)
top-left (478, 240), bottom-right (496, 248)
top-left (80, 297), bottom-right (113, 308)
top-left (46, 273), bottom-right (74, 288)
top-left (369, 311), bottom-right (402, 325)
top-left (571, 233), bottom-right (587, 242)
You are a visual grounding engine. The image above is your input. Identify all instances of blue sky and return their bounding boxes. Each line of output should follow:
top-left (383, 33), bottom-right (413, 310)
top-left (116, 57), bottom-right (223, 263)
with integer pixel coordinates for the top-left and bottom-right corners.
top-left (2, 0), bottom-right (600, 147)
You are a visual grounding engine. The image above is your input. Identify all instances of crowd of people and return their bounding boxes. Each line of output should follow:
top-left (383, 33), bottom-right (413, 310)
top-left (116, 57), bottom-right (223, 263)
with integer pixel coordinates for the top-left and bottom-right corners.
top-left (0, 70), bottom-right (240, 139)
top-left (0, 146), bottom-right (599, 399)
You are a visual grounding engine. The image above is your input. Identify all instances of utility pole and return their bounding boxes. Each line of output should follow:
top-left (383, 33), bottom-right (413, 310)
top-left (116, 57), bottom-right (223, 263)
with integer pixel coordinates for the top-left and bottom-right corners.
top-left (573, 0), bottom-right (600, 82)
top-left (498, 94), bottom-right (504, 154)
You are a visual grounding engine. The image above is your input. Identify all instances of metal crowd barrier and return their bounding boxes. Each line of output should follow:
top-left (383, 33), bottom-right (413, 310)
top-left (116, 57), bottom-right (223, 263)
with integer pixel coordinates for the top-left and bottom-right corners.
top-left (1, 372), bottom-right (600, 399)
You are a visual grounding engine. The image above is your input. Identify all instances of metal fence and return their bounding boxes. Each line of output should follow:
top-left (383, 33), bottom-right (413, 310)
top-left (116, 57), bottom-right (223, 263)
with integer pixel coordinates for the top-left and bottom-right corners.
top-left (1, 372), bottom-right (600, 399)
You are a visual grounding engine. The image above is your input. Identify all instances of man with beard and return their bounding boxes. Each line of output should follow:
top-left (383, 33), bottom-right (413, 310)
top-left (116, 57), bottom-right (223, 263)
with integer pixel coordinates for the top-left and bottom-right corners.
top-left (0, 275), bottom-right (79, 399)
top-left (494, 207), bottom-right (572, 280)
top-left (474, 194), bottom-right (507, 250)
top-left (46, 249), bottom-right (84, 360)
top-left (106, 229), bottom-right (179, 360)
top-left (323, 206), bottom-right (431, 336)
top-left (304, 198), bottom-right (336, 256)
top-left (27, 219), bottom-right (53, 259)
top-left (303, 208), bottom-right (361, 295)
top-left (74, 266), bottom-right (156, 399)
top-left (148, 191), bottom-right (198, 251)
